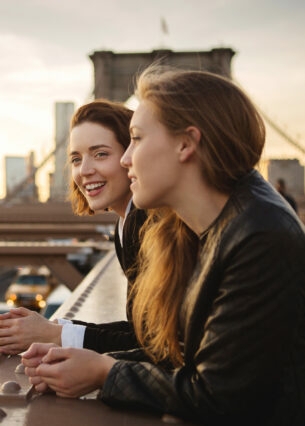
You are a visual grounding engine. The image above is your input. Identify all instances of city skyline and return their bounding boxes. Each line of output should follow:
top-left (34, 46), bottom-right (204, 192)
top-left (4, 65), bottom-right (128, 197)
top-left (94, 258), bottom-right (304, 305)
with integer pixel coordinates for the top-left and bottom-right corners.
top-left (0, 0), bottom-right (305, 198)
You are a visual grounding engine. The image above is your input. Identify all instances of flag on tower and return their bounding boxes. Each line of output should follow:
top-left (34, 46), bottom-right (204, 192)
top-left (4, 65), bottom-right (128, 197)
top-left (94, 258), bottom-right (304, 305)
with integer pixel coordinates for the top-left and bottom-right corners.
top-left (161, 17), bottom-right (169, 35)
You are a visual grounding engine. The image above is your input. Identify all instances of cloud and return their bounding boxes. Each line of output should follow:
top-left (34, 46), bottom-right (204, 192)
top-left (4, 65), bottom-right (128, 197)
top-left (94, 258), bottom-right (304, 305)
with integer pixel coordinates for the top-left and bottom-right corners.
top-left (0, 0), bottom-right (304, 174)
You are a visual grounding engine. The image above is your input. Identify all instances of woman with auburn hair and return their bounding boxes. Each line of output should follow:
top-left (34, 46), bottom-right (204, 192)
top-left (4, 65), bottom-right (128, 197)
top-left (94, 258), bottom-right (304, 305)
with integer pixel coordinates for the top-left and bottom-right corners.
top-left (23, 67), bottom-right (305, 425)
top-left (0, 99), bottom-right (148, 355)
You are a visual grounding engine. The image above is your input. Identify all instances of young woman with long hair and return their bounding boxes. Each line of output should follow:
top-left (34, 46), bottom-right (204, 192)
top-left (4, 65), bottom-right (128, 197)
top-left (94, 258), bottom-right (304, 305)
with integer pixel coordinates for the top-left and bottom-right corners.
top-left (0, 99), bottom-right (147, 355)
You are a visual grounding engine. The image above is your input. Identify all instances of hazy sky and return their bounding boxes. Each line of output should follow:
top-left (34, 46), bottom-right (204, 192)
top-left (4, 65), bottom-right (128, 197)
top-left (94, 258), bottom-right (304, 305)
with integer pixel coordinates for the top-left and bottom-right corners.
top-left (0, 0), bottom-right (305, 197)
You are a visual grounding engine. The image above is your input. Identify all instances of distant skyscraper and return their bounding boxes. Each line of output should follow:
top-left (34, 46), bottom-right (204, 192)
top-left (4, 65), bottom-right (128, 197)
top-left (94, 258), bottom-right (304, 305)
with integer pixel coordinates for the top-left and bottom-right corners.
top-left (49, 102), bottom-right (75, 201)
top-left (5, 152), bottom-right (38, 202)
top-left (5, 156), bottom-right (27, 195)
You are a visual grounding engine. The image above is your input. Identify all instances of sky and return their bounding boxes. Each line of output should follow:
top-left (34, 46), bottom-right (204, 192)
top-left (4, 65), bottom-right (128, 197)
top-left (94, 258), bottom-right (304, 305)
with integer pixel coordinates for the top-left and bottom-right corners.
top-left (0, 0), bottom-right (305, 199)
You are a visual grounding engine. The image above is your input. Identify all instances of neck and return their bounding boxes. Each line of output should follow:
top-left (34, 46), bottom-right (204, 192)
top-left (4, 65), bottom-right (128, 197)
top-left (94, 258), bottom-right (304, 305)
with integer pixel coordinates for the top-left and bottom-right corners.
top-left (112, 195), bottom-right (133, 219)
top-left (174, 180), bottom-right (229, 236)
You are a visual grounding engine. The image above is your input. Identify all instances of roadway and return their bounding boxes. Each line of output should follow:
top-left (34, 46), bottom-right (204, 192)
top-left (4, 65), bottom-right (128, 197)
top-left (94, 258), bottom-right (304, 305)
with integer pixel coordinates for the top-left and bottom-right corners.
top-left (0, 201), bottom-right (118, 240)
top-left (0, 201), bottom-right (116, 290)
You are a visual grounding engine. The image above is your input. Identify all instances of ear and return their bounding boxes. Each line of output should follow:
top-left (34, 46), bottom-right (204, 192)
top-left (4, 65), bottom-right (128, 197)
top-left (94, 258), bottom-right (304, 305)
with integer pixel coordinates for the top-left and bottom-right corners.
top-left (178, 126), bottom-right (201, 162)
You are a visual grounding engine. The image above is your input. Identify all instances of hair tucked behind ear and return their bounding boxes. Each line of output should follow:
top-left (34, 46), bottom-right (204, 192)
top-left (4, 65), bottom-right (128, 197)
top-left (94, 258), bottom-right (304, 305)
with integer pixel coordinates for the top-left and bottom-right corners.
top-left (135, 65), bottom-right (265, 192)
top-left (131, 209), bottom-right (198, 366)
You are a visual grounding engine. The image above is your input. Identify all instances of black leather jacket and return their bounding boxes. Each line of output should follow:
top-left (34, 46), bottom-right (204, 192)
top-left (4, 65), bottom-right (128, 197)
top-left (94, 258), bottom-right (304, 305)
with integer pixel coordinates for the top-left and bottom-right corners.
top-left (72, 205), bottom-right (147, 353)
top-left (100, 171), bottom-right (305, 425)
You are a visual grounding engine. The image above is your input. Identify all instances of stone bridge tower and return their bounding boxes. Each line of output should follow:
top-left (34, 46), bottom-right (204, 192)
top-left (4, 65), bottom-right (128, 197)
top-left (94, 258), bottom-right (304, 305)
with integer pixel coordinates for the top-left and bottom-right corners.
top-left (89, 48), bottom-right (235, 102)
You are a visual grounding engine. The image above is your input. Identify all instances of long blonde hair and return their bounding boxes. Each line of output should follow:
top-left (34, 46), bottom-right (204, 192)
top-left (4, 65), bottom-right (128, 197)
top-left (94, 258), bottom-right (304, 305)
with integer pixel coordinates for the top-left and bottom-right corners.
top-left (130, 208), bottom-right (198, 366)
top-left (131, 65), bottom-right (266, 366)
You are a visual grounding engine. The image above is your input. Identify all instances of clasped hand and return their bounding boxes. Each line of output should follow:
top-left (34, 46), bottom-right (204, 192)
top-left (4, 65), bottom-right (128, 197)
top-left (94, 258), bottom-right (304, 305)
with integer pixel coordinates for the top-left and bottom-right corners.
top-left (22, 343), bottom-right (116, 398)
top-left (0, 307), bottom-right (62, 354)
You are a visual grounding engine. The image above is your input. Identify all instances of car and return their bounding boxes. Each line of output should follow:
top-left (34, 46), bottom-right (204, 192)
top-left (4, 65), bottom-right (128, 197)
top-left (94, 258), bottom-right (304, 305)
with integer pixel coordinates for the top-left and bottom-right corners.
top-left (5, 266), bottom-right (56, 311)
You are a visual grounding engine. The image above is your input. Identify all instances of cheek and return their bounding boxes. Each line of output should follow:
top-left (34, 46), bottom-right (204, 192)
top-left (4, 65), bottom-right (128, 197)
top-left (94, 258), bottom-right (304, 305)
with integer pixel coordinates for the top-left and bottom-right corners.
top-left (112, 163), bottom-right (130, 186)
top-left (71, 167), bottom-right (78, 183)
top-left (132, 149), bottom-right (145, 174)
top-left (117, 173), bottom-right (131, 192)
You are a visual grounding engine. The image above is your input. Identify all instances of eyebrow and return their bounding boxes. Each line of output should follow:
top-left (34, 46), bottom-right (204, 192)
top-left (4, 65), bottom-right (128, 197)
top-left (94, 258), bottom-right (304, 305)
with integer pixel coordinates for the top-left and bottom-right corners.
top-left (69, 144), bottom-right (112, 156)
top-left (129, 125), bottom-right (140, 134)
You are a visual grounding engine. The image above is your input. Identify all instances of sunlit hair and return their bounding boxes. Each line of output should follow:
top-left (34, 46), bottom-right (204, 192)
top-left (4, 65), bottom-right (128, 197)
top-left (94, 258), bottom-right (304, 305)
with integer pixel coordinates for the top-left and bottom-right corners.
top-left (69, 99), bottom-right (133, 216)
top-left (129, 208), bottom-right (198, 366)
top-left (131, 65), bottom-right (266, 366)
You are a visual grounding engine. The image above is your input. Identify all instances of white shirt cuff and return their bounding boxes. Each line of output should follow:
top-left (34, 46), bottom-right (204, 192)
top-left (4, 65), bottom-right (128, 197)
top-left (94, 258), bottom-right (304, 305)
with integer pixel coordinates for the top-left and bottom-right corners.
top-left (57, 318), bottom-right (72, 325)
top-left (60, 323), bottom-right (86, 348)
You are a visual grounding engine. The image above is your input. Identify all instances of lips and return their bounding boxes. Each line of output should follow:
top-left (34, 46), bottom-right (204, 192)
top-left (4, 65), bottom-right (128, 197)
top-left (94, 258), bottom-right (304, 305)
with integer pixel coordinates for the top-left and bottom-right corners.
top-left (129, 178), bottom-right (138, 194)
top-left (127, 173), bottom-right (136, 183)
top-left (84, 182), bottom-right (105, 192)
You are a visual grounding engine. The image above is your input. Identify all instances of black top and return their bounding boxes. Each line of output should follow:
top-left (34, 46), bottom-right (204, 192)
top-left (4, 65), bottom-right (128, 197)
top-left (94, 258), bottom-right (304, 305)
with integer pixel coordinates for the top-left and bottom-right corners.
top-left (73, 204), bottom-right (147, 353)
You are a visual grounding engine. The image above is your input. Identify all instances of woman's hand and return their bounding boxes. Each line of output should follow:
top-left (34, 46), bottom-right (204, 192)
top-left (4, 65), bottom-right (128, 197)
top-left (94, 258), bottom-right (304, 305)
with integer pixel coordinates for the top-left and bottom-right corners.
top-left (22, 343), bottom-right (116, 398)
top-left (0, 307), bottom-right (62, 354)
top-left (22, 342), bottom-right (59, 393)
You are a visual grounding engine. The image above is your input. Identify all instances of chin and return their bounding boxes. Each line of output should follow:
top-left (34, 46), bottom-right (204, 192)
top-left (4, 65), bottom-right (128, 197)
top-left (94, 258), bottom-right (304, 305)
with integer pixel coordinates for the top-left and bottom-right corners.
top-left (133, 196), bottom-right (157, 210)
top-left (132, 196), bottom-right (146, 209)
top-left (88, 202), bottom-right (107, 212)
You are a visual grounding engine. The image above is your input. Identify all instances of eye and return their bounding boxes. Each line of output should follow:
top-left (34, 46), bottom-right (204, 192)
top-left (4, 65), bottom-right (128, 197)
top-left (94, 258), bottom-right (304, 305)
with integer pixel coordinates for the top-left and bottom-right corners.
top-left (131, 136), bottom-right (141, 143)
top-left (71, 156), bottom-right (81, 165)
top-left (96, 151), bottom-right (109, 158)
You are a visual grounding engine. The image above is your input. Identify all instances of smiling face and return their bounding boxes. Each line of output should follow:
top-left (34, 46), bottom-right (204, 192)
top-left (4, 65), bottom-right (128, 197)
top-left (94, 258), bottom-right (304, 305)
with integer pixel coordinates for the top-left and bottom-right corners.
top-left (70, 121), bottom-right (132, 217)
top-left (121, 101), bottom-right (182, 210)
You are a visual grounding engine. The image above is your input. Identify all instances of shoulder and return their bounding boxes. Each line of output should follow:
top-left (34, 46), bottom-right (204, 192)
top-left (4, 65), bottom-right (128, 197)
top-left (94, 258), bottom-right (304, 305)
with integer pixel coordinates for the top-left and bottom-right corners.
top-left (284, 194), bottom-right (298, 211)
top-left (219, 171), bottom-right (305, 254)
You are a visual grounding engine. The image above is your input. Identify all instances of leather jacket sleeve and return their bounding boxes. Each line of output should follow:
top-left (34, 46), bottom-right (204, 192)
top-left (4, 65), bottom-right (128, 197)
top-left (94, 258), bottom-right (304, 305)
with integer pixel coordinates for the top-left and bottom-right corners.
top-left (71, 319), bottom-right (139, 353)
top-left (70, 207), bottom-right (147, 353)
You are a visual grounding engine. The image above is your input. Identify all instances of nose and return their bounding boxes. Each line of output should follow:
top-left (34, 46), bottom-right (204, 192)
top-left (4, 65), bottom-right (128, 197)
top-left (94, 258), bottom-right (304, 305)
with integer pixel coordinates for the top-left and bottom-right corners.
top-left (120, 145), bottom-right (132, 169)
top-left (79, 156), bottom-right (95, 176)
